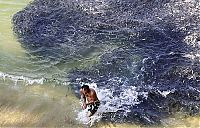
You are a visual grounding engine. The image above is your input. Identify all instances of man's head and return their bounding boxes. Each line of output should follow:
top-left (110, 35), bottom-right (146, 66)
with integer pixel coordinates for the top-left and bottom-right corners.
top-left (81, 85), bottom-right (90, 94)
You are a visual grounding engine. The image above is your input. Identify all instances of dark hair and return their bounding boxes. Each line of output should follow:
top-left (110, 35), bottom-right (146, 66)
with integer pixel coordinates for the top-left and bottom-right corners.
top-left (81, 85), bottom-right (89, 91)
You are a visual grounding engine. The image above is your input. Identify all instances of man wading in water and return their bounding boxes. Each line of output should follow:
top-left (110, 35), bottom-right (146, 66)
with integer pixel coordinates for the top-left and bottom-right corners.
top-left (80, 85), bottom-right (100, 117)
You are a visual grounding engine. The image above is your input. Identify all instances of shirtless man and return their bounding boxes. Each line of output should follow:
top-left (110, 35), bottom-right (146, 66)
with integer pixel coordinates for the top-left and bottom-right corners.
top-left (80, 85), bottom-right (100, 117)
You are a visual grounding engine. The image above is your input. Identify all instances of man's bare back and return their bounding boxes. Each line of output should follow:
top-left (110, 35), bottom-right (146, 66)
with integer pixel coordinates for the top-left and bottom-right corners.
top-left (80, 85), bottom-right (100, 117)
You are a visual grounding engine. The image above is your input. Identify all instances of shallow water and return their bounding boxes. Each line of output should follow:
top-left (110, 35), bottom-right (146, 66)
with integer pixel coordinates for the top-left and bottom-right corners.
top-left (0, 0), bottom-right (200, 127)
top-left (0, 0), bottom-right (79, 127)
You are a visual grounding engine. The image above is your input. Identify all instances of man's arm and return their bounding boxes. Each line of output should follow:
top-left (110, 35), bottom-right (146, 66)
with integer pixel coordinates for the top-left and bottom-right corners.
top-left (80, 89), bottom-right (87, 109)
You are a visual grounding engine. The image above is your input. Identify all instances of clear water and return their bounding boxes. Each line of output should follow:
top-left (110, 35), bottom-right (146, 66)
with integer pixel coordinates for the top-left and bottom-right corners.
top-left (0, 0), bottom-right (200, 127)
top-left (0, 0), bottom-right (81, 127)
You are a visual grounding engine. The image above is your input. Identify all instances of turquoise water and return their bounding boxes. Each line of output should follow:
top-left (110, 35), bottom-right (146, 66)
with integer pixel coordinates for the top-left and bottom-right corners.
top-left (0, 0), bottom-right (81, 127)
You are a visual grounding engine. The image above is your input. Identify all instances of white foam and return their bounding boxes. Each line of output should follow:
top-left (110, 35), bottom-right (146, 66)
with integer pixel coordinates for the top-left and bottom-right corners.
top-left (77, 109), bottom-right (90, 124)
top-left (77, 106), bottom-right (103, 126)
top-left (0, 71), bottom-right (44, 85)
top-left (78, 0), bottom-right (109, 15)
top-left (183, 53), bottom-right (200, 60)
top-left (184, 0), bottom-right (195, 3)
top-left (158, 89), bottom-right (175, 97)
top-left (76, 80), bottom-right (148, 125)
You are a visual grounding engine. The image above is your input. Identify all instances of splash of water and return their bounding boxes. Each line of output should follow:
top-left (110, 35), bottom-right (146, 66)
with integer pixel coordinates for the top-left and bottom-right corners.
top-left (0, 71), bottom-right (44, 85)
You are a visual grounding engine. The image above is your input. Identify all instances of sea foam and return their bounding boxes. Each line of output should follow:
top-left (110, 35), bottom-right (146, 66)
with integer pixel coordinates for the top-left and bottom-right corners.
top-left (0, 71), bottom-right (44, 85)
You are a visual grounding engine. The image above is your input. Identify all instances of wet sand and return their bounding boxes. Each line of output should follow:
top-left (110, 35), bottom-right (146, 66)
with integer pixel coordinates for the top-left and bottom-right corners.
top-left (0, 81), bottom-right (82, 127)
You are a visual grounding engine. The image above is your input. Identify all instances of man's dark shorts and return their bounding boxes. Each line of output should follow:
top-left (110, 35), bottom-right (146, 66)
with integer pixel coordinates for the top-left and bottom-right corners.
top-left (87, 101), bottom-right (100, 115)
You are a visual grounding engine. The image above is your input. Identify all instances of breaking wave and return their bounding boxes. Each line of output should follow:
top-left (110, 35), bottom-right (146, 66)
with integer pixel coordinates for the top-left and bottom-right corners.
top-left (0, 71), bottom-right (44, 85)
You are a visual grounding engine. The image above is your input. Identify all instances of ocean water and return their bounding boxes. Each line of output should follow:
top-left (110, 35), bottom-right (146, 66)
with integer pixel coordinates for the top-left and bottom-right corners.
top-left (0, 0), bottom-right (200, 127)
